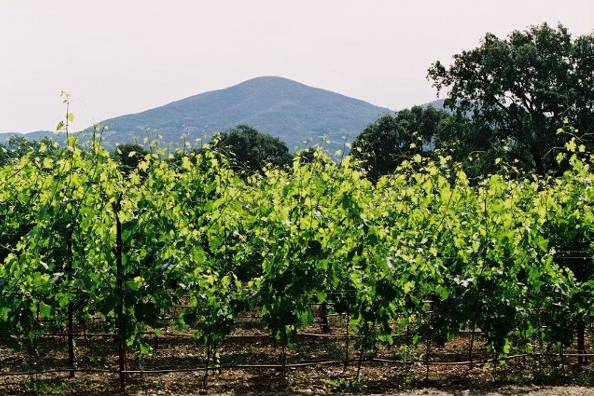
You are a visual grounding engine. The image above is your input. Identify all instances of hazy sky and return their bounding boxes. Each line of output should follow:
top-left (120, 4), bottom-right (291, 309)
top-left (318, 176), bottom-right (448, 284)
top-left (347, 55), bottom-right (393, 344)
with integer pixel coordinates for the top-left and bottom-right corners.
top-left (1, 0), bottom-right (592, 132)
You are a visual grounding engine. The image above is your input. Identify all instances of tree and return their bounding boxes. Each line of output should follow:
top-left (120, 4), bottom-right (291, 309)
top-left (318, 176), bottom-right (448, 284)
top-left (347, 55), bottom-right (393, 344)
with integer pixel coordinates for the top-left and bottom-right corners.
top-left (428, 23), bottom-right (594, 175)
top-left (293, 148), bottom-right (316, 164)
top-left (112, 143), bottom-right (149, 174)
top-left (433, 113), bottom-right (516, 180)
top-left (351, 106), bottom-right (448, 181)
top-left (0, 136), bottom-right (60, 166)
top-left (211, 125), bottom-right (292, 174)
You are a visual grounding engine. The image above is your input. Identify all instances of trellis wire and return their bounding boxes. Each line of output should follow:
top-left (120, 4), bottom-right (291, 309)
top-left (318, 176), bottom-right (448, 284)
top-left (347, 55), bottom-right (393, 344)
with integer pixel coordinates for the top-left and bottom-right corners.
top-left (2, 292), bottom-right (592, 390)
top-left (3, 352), bottom-right (594, 378)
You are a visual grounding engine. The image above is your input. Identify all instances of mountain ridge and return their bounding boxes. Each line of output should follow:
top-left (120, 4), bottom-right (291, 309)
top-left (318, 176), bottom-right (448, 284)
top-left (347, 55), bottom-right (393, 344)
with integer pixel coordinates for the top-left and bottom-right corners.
top-left (1, 77), bottom-right (445, 150)
top-left (94, 76), bottom-right (393, 150)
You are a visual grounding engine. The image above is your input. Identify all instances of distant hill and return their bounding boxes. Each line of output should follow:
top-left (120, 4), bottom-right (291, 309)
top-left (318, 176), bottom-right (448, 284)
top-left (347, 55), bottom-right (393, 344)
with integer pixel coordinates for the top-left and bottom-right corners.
top-left (89, 76), bottom-right (393, 150)
top-left (0, 131), bottom-right (56, 144)
top-left (419, 99), bottom-right (445, 110)
top-left (1, 77), bottom-right (447, 150)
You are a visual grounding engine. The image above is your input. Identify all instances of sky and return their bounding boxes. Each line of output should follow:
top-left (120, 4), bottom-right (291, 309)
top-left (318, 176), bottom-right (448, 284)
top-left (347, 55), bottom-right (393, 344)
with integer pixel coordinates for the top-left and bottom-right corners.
top-left (1, 0), bottom-right (592, 133)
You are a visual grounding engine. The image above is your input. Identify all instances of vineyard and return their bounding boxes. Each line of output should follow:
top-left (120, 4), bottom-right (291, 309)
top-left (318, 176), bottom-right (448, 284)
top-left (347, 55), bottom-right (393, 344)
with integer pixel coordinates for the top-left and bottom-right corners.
top-left (0, 134), bottom-right (593, 394)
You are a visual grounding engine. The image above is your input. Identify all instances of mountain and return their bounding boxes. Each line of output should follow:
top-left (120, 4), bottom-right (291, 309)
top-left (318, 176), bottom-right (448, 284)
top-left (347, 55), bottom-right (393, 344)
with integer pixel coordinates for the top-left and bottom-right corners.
top-left (1, 77), bottom-right (446, 149)
top-left (87, 76), bottom-right (391, 150)
top-left (419, 99), bottom-right (445, 110)
top-left (0, 131), bottom-right (56, 144)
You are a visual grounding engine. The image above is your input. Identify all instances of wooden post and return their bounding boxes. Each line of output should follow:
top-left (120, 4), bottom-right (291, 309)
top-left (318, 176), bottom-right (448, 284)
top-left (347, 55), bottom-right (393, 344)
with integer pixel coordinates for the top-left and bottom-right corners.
top-left (425, 336), bottom-right (430, 382)
top-left (320, 302), bottom-right (331, 333)
top-left (281, 341), bottom-right (287, 378)
top-left (468, 324), bottom-right (475, 370)
top-left (203, 346), bottom-right (210, 388)
top-left (344, 311), bottom-right (349, 371)
top-left (113, 197), bottom-right (126, 393)
top-left (577, 319), bottom-right (586, 366)
top-left (66, 230), bottom-right (75, 378)
top-left (492, 351), bottom-right (498, 382)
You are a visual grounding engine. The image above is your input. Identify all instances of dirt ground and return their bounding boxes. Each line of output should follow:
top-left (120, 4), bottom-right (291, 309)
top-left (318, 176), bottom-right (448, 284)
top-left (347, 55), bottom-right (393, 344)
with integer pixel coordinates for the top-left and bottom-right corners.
top-left (334, 387), bottom-right (594, 395)
top-left (1, 316), bottom-right (593, 395)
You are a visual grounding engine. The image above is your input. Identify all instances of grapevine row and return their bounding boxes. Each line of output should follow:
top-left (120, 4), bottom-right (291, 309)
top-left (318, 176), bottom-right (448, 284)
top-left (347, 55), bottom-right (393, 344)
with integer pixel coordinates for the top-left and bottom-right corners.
top-left (0, 136), bottom-right (592, 390)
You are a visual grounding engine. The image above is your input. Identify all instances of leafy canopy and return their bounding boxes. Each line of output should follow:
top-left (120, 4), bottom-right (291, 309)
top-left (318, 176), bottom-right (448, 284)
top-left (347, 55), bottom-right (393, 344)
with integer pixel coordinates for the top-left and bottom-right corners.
top-left (112, 143), bottom-right (150, 174)
top-left (428, 23), bottom-right (594, 175)
top-left (351, 106), bottom-right (448, 181)
top-left (211, 125), bottom-right (293, 174)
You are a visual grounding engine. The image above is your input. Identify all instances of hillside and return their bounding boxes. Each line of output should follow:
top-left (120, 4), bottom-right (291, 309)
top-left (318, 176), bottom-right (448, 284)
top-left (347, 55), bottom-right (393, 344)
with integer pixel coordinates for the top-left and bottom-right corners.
top-left (0, 78), bottom-right (449, 150)
top-left (90, 76), bottom-right (392, 150)
top-left (0, 131), bottom-right (56, 143)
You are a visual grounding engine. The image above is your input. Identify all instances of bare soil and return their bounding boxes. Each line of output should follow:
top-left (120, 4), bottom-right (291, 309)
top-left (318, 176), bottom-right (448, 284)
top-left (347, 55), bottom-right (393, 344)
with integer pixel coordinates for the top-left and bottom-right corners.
top-left (1, 316), bottom-right (593, 395)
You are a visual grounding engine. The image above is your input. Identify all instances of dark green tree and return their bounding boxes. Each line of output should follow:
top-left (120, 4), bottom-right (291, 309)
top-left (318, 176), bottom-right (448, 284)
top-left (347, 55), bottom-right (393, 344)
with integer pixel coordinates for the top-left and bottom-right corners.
top-left (294, 148), bottom-right (316, 164)
top-left (0, 136), bottom-right (60, 166)
top-left (351, 106), bottom-right (448, 181)
top-left (428, 23), bottom-right (594, 175)
top-left (112, 143), bottom-right (149, 174)
top-left (432, 113), bottom-right (516, 179)
top-left (211, 125), bottom-right (292, 174)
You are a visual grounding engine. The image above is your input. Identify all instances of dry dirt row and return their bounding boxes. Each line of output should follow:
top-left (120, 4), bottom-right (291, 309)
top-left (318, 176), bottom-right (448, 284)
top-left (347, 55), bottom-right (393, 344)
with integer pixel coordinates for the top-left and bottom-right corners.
top-left (1, 317), bottom-right (593, 395)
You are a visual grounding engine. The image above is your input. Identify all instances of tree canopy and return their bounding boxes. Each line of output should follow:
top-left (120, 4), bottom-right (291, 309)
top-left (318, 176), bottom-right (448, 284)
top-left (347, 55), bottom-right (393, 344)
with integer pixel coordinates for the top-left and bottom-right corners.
top-left (428, 23), bottom-right (594, 175)
top-left (112, 143), bottom-right (150, 174)
top-left (0, 136), bottom-right (61, 166)
top-left (351, 106), bottom-right (448, 181)
top-left (211, 125), bottom-right (293, 174)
